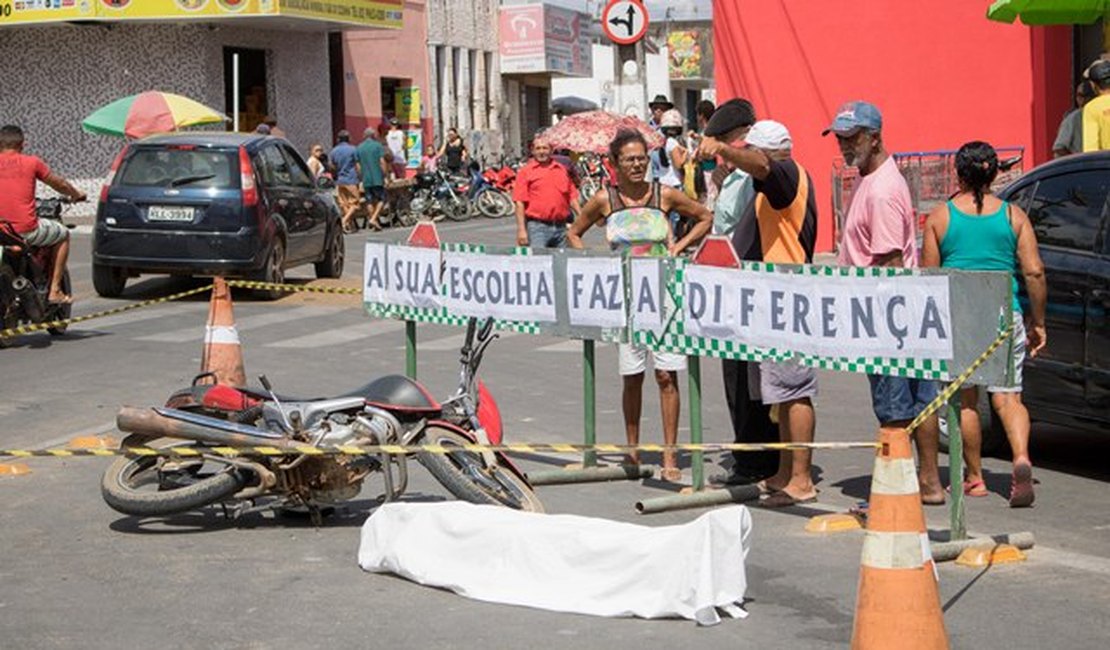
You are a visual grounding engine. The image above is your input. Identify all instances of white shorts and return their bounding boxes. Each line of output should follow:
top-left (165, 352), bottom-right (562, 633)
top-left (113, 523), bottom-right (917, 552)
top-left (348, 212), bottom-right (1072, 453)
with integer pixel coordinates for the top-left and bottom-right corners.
top-left (986, 318), bottom-right (1025, 394)
top-left (618, 343), bottom-right (686, 376)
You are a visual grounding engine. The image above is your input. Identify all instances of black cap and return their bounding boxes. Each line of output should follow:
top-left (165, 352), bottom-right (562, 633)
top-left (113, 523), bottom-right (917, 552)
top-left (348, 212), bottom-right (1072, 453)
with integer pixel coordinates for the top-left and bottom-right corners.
top-left (704, 98), bottom-right (757, 137)
top-left (648, 94), bottom-right (673, 110)
top-left (1089, 60), bottom-right (1110, 84)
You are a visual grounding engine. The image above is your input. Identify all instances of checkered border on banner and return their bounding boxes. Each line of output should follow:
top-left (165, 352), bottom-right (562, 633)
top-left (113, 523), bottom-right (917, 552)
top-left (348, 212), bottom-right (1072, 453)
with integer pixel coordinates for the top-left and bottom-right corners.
top-left (639, 260), bottom-right (948, 379)
top-left (365, 243), bottom-right (545, 335)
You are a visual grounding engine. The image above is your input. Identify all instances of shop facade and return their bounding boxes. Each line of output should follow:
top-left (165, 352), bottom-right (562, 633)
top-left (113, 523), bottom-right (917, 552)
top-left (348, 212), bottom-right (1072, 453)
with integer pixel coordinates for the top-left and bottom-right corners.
top-left (0, 0), bottom-right (401, 197)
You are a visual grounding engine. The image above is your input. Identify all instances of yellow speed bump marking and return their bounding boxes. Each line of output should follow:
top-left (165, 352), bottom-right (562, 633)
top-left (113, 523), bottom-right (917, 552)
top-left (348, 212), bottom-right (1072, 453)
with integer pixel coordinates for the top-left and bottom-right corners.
top-left (67, 435), bottom-right (119, 449)
top-left (805, 513), bottom-right (863, 534)
top-left (955, 544), bottom-right (1027, 567)
top-left (0, 463), bottom-right (32, 476)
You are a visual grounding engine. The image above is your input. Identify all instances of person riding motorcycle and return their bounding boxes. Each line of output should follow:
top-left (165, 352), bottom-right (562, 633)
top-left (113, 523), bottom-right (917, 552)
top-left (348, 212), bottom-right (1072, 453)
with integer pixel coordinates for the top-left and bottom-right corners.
top-left (0, 125), bottom-right (86, 304)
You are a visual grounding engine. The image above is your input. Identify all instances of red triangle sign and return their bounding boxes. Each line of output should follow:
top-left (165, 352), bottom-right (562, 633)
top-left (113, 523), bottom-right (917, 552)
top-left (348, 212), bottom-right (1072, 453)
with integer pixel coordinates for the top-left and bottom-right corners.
top-left (406, 222), bottom-right (441, 249)
top-left (691, 235), bottom-right (740, 268)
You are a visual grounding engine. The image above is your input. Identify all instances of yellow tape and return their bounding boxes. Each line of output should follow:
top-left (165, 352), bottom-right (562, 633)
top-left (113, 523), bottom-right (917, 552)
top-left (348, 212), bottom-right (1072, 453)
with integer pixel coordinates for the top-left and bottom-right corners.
top-left (0, 441), bottom-right (880, 460)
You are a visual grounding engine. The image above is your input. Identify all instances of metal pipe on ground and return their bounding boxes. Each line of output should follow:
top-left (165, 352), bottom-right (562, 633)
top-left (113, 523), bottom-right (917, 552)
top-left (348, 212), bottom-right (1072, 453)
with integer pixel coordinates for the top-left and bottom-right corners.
top-left (636, 484), bottom-right (761, 514)
top-left (528, 464), bottom-right (654, 486)
top-left (930, 531), bottom-right (1035, 563)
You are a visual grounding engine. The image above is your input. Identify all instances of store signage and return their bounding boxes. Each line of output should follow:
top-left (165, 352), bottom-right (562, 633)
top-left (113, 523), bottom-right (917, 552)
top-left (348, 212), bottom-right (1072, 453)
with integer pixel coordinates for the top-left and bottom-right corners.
top-left (499, 4), bottom-right (592, 77)
top-left (0, 0), bottom-right (400, 28)
top-left (602, 0), bottom-right (649, 46)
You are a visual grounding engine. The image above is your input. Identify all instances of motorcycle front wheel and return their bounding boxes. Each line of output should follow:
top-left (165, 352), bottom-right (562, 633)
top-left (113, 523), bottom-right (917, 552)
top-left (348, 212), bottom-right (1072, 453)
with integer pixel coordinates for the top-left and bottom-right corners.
top-left (443, 197), bottom-right (470, 222)
top-left (101, 436), bottom-right (246, 517)
top-left (417, 425), bottom-right (544, 513)
top-left (476, 189), bottom-right (514, 218)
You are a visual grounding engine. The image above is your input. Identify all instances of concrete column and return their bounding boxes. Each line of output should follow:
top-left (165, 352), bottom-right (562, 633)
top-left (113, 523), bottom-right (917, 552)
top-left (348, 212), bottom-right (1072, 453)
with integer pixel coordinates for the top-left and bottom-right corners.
top-left (473, 50), bottom-right (488, 130)
top-left (457, 47), bottom-right (472, 131)
top-left (441, 45), bottom-right (456, 130)
top-left (489, 49), bottom-right (502, 136)
top-left (427, 44), bottom-right (441, 143)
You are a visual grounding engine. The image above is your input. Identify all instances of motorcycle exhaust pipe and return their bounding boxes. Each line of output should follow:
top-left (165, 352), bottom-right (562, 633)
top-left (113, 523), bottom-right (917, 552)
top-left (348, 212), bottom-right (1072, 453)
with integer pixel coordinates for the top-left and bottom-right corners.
top-left (11, 276), bottom-right (43, 322)
top-left (117, 406), bottom-right (302, 449)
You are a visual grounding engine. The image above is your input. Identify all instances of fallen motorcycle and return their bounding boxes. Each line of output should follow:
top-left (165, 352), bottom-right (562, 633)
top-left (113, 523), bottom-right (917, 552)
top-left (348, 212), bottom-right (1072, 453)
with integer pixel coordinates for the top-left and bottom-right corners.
top-left (101, 318), bottom-right (543, 522)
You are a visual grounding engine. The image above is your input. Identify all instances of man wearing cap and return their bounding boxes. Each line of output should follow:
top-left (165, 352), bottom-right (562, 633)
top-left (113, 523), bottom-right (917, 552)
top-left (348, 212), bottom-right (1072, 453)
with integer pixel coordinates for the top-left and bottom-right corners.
top-left (698, 99), bottom-right (781, 488)
top-left (647, 94), bottom-right (673, 130)
top-left (1082, 60), bottom-right (1110, 151)
top-left (826, 101), bottom-right (945, 505)
top-left (698, 120), bottom-right (820, 507)
top-left (329, 130), bottom-right (360, 233)
top-left (386, 118), bottom-right (408, 180)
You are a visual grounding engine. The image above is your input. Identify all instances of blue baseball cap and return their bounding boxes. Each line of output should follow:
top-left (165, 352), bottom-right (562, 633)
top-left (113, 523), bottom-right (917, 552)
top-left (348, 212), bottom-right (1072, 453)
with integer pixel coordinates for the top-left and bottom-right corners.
top-left (822, 101), bottom-right (882, 136)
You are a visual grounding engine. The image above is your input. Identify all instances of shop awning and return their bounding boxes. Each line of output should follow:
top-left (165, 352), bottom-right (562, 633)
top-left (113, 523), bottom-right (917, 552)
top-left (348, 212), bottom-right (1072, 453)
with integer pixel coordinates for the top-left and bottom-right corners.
top-left (0, 0), bottom-right (402, 31)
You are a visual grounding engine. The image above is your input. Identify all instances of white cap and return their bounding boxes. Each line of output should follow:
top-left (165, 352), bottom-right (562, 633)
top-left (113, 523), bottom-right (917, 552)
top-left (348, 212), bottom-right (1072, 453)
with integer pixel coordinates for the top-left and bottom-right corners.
top-left (745, 120), bottom-right (792, 150)
top-left (660, 109), bottom-right (684, 129)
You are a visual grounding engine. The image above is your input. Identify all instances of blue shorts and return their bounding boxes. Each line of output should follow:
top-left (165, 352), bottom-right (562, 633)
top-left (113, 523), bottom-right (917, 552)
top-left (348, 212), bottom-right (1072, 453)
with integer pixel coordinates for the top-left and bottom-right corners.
top-left (867, 375), bottom-right (938, 424)
top-left (363, 185), bottom-right (386, 203)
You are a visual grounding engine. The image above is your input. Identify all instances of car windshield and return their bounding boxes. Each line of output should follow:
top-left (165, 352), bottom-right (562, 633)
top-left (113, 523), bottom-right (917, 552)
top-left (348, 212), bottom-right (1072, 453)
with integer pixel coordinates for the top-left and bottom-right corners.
top-left (117, 148), bottom-right (239, 190)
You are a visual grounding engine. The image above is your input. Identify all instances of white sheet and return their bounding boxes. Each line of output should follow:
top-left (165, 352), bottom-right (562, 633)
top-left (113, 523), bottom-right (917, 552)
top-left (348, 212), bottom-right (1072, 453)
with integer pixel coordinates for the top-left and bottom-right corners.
top-left (358, 502), bottom-right (752, 625)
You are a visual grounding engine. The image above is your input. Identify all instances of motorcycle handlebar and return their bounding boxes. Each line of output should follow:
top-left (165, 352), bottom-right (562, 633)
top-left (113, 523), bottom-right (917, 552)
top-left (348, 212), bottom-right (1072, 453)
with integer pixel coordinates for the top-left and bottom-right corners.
top-left (477, 317), bottom-right (494, 342)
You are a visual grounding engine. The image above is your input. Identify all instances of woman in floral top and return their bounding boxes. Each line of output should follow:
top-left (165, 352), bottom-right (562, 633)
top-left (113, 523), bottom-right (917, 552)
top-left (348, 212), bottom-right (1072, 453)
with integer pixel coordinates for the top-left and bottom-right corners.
top-left (567, 129), bottom-right (711, 482)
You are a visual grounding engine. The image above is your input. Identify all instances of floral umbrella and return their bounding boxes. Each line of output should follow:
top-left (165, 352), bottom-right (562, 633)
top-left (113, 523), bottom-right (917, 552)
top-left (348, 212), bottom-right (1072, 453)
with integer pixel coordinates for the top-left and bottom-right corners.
top-left (987, 0), bottom-right (1109, 24)
top-left (541, 110), bottom-right (664, 154)
top-left (82, 91), bottom-right (228, 139)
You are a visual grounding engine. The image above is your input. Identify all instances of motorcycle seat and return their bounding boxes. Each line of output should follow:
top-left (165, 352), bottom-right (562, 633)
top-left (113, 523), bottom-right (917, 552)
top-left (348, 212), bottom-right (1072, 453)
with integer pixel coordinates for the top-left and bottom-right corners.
top-left (342, 374), bottom-right (441, 414)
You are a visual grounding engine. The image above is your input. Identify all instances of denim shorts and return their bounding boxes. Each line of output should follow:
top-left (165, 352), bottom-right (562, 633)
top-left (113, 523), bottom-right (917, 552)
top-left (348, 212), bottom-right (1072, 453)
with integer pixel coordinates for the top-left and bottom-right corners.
top-left (526, 219), bottom-right (567, 249)
top-left (867, 375), bottom-right (939, 424)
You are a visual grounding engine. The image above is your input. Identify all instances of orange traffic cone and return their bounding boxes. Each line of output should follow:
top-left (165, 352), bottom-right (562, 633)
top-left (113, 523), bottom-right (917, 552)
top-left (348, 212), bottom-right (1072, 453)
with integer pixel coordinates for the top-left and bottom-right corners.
top-left (199, 277), bottom-right (246, 386)
top-left (851, 426), bottom-right (949, 649)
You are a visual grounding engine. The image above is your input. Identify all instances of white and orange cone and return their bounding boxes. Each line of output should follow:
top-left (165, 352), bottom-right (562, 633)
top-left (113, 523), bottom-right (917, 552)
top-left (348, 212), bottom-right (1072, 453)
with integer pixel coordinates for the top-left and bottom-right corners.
top-left (851, 426), bottom-right (949, 649)
top-left (199, 277), bottom-right (246, 386)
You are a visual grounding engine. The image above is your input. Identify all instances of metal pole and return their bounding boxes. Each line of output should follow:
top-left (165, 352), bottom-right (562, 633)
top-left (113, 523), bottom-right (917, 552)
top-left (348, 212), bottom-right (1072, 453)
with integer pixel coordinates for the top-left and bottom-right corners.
top-left (947, 393), bottom-right (966, 541)
top-left (232, 53), bottom-right (240, 132)
top-left (405, 320), bottom-right (417, 379)
top-left (583, 339), bottom-right (597, 468)
top-left (689, 355), bottom-right (704, 490)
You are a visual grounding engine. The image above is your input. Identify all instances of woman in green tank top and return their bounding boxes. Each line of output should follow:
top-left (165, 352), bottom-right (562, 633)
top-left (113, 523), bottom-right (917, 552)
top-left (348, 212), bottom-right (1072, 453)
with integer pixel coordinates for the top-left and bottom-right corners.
top-left (921, 141), bottom-right (1047, 508)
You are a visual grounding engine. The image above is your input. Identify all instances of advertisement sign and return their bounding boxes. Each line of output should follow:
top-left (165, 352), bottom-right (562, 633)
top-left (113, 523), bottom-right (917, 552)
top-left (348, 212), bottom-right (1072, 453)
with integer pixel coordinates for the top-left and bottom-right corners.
top-left (0, 0), bottom-right (399, 27)
top-left (405, 129), bottom-right (422, 169)
top-left (395, 87), bottom-right (421, 125)
top-left (543, 5), bottom-right (591, 77)
top-left (667, 28), bottom-right (713, 80)
top-left (500, 5), bottom-right (546, 74)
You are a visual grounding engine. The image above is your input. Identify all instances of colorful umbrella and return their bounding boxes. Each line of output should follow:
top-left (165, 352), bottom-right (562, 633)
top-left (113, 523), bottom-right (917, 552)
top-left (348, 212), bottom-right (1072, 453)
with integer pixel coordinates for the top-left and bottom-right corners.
top-left (541, 110), bottom-right (664, 154)
top-left (987, 0), bottom-right (1109, 25)
top-left (82, 91), bottom-right (228, 139)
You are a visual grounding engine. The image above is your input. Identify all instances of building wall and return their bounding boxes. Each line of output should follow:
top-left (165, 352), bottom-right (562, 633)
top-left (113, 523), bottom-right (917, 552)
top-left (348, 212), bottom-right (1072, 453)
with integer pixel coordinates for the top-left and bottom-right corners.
top-left (712, 0), bottom-right (1069, 254)
top-left (342, 1), bottom-right (432, 145)
top-left (0, 22), bottom-right (330, 200)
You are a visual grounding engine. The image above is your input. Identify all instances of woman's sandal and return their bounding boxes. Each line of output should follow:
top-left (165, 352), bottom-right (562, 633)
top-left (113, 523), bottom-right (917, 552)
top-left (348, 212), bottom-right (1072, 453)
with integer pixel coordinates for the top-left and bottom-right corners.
top-left (659, 467), bottom-right (683, 482)
top-left (961, 479), bottom-right (989, 497)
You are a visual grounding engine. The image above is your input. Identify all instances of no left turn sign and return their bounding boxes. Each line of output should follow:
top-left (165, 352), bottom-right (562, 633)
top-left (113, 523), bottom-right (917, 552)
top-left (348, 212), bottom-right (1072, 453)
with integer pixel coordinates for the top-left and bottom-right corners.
top-left (602, 0), bottom-right (650, 46)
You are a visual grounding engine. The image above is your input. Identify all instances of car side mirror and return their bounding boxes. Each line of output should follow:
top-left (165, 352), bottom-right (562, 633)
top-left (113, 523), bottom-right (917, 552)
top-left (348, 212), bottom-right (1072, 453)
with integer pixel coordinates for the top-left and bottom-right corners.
top-left (316, 176), bottom-right (336, 191)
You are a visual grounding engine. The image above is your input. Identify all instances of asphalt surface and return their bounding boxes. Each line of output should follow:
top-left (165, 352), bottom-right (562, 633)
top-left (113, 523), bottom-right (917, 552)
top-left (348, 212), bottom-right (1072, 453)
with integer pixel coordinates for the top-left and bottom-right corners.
top-left (1, 218), bottom-right (1108, 649)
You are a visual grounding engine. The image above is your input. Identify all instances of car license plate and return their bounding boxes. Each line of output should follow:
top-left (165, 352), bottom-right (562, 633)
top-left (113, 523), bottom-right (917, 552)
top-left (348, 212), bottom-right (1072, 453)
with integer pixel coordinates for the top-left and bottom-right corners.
top-left (148, 206), bottom-right (195, 222)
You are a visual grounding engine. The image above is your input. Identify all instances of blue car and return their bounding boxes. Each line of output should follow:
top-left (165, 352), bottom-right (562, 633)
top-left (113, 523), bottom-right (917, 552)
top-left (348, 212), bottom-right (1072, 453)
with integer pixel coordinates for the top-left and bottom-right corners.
top-left (92, 133), bottom-right (344, 300)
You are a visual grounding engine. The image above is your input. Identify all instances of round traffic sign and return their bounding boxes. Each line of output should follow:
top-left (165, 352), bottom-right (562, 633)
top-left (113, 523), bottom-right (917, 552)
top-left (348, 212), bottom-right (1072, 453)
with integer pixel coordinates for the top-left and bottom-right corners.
top-left (602, 0), bottom-right (650, 46)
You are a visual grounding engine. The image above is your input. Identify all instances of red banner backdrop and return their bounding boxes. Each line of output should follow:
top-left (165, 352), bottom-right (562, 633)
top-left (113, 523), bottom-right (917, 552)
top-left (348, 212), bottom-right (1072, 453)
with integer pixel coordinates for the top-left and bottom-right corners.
top-left (712, 0), bottom-right (1069, 254)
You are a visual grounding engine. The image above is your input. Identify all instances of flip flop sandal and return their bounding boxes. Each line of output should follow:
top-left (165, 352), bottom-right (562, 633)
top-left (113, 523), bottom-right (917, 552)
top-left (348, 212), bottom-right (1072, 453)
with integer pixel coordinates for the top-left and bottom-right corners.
top-left (659, 467), bottom-right (683, 482)
top-left (947, 479), bottom-right (988, 497)
top-left (1009, 461), bottom-right (1035, 508)
top-left (758, 491), bottom-right (818, 508)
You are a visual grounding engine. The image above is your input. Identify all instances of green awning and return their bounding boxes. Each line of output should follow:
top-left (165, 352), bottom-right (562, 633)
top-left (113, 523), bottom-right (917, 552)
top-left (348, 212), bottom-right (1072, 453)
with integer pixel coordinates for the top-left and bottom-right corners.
top-left (987, 0), bottom-right (1110, 25)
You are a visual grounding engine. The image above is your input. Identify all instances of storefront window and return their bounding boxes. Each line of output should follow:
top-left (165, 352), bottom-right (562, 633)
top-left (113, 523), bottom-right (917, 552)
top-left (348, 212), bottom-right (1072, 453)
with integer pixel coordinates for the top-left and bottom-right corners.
top-left (224, 47), bottom-right (269, 133)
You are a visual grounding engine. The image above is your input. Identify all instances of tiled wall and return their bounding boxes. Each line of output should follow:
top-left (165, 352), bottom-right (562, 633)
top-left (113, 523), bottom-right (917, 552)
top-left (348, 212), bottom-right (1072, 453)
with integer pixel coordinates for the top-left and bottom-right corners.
top-left (0, 22), bottom-right (330, 211)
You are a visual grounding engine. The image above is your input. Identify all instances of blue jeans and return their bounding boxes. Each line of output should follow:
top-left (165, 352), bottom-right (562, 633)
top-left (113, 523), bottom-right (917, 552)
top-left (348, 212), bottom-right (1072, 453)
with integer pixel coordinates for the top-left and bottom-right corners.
top-left (867, 375), bottom-right (939, 424)
top-left (526, 219), bottom-right (567, 249)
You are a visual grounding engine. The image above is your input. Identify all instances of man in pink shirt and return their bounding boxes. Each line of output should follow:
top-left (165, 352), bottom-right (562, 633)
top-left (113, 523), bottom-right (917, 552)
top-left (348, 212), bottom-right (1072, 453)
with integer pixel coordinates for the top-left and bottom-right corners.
top-left (825, 102), bottom-right (943, 504)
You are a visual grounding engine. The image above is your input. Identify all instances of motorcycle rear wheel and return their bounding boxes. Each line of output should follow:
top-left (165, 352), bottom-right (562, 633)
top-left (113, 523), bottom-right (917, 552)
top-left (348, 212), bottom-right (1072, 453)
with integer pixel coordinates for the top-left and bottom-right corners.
top-left (0, 265), bottom-right (21, 348)
top-left (417, 425), bottom-right (544, 513)
top-left (47, 270), bottom-right (72, 336)
top-left (101, 437), bottom-right (246, 517)
top-left (477, 189), bottom-right (513, 219)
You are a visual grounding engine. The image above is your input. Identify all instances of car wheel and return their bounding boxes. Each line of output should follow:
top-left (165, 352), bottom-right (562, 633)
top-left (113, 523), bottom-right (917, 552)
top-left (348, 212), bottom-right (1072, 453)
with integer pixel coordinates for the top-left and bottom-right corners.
top-left (314, 226), bottom-right (345, 279)
top-left (254, 239), bottom-right (285, 301)
top-left (92, 263), bottom-right (127, 298)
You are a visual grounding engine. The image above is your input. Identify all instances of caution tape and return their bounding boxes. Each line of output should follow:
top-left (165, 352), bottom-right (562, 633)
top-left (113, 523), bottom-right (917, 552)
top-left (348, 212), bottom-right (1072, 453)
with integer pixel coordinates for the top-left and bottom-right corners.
top-left (225, 280), bottom-right (361, 295)
top-left (0, 440), bottom-right (880, 460)
top-left (0, 280), bottom-right (361, 340)
top-left (906, 324), bottom-right (1015, 433)
top-left (0, 283), bottom-right (215, 339)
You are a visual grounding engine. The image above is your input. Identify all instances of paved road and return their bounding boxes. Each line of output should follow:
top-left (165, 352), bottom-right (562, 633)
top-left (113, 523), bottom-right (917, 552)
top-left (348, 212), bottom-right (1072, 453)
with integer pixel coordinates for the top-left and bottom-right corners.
top-left (1, 219), bottom-right (1108, 649)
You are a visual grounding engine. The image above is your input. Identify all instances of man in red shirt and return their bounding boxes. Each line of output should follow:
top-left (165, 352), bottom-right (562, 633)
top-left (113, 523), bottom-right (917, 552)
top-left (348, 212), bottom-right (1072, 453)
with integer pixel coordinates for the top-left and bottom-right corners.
top-left (513, 136), bottom-right (578, 248)
top-left (0, 126), bottom-right (86, 303)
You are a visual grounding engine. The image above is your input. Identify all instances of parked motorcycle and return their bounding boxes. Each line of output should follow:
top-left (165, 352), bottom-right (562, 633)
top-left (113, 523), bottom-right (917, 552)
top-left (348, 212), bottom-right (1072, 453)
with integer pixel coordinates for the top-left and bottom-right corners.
top-left (0, 198), bottom-right (77, 348)
top-left (467, 164), bottom-right (515, 219)
top-left (101, 317), bottom-right (543, 522)
top-left (408, 168), bottom-right (470, 222)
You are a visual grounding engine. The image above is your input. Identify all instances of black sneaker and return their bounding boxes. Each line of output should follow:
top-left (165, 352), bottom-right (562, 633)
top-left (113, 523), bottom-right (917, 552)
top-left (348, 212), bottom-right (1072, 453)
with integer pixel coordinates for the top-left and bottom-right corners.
top-left (709, 469), bottom-right (768, 487)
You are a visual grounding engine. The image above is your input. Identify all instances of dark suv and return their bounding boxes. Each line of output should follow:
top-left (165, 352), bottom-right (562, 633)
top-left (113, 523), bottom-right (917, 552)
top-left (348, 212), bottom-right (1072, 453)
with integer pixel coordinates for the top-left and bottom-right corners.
top-left (92, 133), bottom-right (344, 300)
top-left (990, 151), bottom-right (1110, 445)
